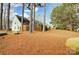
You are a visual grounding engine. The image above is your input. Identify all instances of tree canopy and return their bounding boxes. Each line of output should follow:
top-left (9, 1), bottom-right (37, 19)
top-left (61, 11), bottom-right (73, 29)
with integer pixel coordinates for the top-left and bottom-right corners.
top-left (51, 3), bottom-right (79, 31)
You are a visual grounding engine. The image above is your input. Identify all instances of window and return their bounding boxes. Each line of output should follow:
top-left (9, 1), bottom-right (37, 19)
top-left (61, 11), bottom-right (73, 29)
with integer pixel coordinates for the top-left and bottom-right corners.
top-left (18, 26), bottom-right (19, 29)
top-left (14, 26), bottom-right (16, 29)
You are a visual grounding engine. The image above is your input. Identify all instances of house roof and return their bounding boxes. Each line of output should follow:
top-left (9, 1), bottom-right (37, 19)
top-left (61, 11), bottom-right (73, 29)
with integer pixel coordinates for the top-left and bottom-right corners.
top-left (16, 15), bottom-right (30, 25)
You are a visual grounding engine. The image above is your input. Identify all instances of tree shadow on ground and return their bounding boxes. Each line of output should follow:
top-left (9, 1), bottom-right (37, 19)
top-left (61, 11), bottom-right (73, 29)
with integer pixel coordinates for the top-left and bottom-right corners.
top-left (0, 32), bottom-right (7, 36)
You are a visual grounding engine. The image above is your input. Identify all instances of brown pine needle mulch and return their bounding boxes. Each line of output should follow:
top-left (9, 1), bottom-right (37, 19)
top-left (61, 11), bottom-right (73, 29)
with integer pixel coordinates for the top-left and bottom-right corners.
top-left (0, 30), bottom-right (79, 55)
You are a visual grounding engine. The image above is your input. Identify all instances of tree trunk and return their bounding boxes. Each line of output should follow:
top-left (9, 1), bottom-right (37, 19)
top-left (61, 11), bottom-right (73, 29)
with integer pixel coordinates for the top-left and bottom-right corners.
top-left (29, 3), bottom-right (33, 32)
top-left (3, 8), bottom-right (6, 30)
top-left (32, 3), bottom-right (35, 31)
top-left (0, 3), bottom-right (3, 30)
top-left (21, 3), bottom-right (25, 31)
top-left (43, 3), bottom-right (46, 32)
top-left (6, 3), bottom-right (10, 31)
top-left (70, 14), bottom-right (74, 31)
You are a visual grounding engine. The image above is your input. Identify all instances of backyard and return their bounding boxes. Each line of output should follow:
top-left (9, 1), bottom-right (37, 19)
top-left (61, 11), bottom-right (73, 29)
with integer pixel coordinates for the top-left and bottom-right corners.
top-left (0, 30), bottom-right (79, 55)
top-left (1, 3), bottom-right (79, 55)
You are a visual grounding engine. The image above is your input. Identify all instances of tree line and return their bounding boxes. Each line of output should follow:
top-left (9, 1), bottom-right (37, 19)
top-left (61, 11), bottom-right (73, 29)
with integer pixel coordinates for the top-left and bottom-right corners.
top-left (51, 3), bottom-right (79, 31)
top-left (0, 3), bottom-right (46, 32)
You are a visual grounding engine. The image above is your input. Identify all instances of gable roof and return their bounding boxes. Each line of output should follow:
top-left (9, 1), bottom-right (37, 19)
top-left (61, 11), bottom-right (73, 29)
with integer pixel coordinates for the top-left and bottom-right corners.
top-left (16, 15), bottom-right (30, 25)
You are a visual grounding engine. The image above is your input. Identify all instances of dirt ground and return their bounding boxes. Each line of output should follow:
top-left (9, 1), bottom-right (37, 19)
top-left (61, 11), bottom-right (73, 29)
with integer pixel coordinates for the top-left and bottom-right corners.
top-left (0, 30), bottom-right (79, 55)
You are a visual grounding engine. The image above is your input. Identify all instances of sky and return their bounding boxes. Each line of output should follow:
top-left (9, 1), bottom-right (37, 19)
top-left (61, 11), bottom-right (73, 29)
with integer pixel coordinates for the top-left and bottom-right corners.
top-left (4, 3), bottom-right (61, 26)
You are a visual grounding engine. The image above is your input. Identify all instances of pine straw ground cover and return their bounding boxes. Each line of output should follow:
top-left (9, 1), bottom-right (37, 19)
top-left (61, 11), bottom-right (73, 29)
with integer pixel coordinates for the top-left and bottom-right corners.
top-left (0, 30), bottom-right (79, 55)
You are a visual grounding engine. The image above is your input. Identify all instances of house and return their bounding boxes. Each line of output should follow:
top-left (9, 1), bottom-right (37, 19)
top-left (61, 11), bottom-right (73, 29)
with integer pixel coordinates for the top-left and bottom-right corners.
top-left (50, 24), bottom-right (57, 30)
top-left (11, 15), bottom-right (49, 33)
top-left (11, 15), bottom-right (29, 33)
top-left (12, 16), bottom-right (21, 33)
top-left (16, 15), bottom-right (30, 31)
